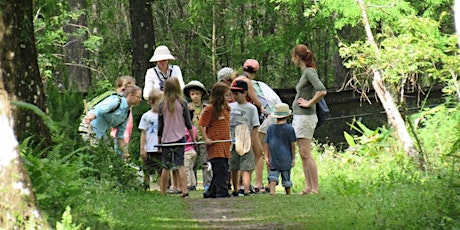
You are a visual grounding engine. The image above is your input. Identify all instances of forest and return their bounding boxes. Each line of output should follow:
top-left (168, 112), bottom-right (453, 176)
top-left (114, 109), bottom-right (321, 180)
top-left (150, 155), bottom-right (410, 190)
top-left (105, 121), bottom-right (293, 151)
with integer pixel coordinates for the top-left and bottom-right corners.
top-left (0, 0), bottom-right (459, 229)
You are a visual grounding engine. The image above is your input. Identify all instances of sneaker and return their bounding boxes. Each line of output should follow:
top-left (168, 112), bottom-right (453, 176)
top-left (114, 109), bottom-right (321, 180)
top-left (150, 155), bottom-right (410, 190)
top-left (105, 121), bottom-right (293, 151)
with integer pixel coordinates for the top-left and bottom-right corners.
top-left (188, 186), bottom-right (196, 191)
top-left (231, 191), bottom-right (239, 197)
top-left (203, 185), bottom-right (210, 191)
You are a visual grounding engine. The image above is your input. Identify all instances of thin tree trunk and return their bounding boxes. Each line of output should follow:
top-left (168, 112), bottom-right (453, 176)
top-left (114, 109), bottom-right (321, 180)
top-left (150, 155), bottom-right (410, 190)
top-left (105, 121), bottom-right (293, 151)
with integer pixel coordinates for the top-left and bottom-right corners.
top-left (129, 0), bottom-right (155, 87)
top-left (357, 0), bottom-right (422, 168)
top-left (64, 0), bottom-right (91, 92)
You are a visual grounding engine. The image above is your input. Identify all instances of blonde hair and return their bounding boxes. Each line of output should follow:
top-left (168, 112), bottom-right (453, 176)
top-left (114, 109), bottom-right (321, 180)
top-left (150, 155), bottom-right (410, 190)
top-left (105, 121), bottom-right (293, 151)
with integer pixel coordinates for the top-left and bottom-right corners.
top-left (116, 76), bottom-right (136, 92)
top-left (122, 85), bottom-right (141, 97)
top-left (149, 89), bottom-right (163, 105)
top-left (163, 77), bottom-right (184, 114)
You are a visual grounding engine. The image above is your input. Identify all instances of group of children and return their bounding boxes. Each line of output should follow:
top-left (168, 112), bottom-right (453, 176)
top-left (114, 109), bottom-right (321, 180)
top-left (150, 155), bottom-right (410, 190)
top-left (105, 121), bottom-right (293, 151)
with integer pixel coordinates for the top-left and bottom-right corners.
top-left (137, 71), bottom-right (297, 198)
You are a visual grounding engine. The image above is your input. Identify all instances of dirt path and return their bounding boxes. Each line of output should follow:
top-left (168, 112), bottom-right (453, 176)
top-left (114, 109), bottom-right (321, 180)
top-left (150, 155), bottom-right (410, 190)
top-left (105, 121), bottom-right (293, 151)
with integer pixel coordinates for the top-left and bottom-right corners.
top-left (186, 197), bottom-right (294, 230)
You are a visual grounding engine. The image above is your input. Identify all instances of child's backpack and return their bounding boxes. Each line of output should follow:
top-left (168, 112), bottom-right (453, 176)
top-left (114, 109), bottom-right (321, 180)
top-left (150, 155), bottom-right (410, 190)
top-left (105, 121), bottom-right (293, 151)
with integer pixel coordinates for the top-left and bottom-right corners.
top-left (84, 91), bottom-right (122, 114)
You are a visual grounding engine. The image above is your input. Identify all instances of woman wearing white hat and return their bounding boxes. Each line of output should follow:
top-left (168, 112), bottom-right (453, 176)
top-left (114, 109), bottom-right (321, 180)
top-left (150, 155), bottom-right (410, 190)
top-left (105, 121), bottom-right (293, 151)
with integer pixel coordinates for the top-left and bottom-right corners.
top-left (143, 45), bottom-right (185, 100)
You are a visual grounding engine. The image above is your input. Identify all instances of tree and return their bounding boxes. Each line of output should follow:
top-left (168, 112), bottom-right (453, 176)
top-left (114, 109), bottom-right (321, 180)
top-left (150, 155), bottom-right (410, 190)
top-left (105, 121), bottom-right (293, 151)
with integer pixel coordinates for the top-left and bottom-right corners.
top-left (0, 2), bottom-right (48, 226)
top-left (356, 0), bottom-right (419, 166)
top-left (0, 0), bottom-right (52, 147)
top-left (64, 0), bottom-right (91, 92)
top-left (129, 0), bottom-right (155, 86)
top-left (0, 88), bottom-right (48, 228)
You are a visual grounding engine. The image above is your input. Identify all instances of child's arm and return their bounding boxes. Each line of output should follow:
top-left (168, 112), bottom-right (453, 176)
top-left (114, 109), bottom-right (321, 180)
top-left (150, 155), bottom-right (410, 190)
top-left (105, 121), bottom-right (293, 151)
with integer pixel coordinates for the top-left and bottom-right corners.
top-left (264, 142), bottom-right (271, 167)
top-left (291, 142), bottom-right (296, 167)
top-left (140, 130), bottom-right (147, 159)
top-left (251, 126), bottom-right (263, 157)
top-left (199, 125), bottom-right (211, 145)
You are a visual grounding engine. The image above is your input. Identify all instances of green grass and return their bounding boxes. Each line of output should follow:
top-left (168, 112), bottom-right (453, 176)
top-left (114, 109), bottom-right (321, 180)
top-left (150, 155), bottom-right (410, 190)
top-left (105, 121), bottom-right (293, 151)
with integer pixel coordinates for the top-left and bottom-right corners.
top-left (69, 178), bottom-right (455, 230)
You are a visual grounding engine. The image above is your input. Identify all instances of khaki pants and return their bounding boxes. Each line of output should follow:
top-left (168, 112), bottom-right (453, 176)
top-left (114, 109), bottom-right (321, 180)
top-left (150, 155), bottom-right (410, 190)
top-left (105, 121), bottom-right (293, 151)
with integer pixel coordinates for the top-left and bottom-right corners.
top-left (184, 149), bottom-right (197, 187)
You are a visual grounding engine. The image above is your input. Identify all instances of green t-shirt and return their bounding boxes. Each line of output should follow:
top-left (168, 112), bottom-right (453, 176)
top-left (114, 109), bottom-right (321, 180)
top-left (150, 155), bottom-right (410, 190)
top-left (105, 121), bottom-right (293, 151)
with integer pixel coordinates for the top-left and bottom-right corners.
top-left (188, 102), bottom-right (207, 141)
top-left (292, 68), bottom-right (326, 115)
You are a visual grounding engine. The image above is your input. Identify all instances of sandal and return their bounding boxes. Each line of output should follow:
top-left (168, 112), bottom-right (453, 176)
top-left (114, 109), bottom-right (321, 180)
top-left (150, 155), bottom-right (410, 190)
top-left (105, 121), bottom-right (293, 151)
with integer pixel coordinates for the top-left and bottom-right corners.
top-left (254, 187), bottom-right (266, 193)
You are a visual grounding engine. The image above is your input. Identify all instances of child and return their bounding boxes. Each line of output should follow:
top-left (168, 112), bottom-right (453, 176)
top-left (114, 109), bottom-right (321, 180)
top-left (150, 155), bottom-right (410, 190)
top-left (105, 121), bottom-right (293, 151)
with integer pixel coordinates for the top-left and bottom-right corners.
top-left (264, 103), bottom-right (297, 195)
top-left (138, 89), bottom-right (163, 190)
top-left (199, 82), bottom-right (232, 198)
top-left (183, 80), bottom-right (212, 190)
top-left (229, 80), bottom-right (260, 196)
top-left (158, 77), bottom-right (195, 198)
top-left (184, 125), bottom-right (198, 191)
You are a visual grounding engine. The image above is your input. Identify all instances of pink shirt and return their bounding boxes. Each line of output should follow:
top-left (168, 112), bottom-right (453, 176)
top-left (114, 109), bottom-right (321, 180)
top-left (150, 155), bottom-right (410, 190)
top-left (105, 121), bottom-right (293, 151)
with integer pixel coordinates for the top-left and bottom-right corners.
top-left (110, 111), bottom-right (133, 143)
top-left (185, 126), bottom-right (197, 152)
top-left (161, 100), bottom-right (187, 143)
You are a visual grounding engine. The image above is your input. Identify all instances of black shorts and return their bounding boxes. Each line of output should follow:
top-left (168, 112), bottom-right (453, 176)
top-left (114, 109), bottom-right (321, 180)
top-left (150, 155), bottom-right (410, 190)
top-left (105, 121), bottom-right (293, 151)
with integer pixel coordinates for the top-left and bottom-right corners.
top-left (143, 152), bottom-right (162, 176)
top-left (161, 137), bottom-right (185, 169)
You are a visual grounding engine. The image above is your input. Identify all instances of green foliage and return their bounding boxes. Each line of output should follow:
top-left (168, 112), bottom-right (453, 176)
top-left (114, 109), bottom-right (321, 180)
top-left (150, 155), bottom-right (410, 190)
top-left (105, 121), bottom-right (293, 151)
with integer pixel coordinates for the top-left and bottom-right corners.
top-left (411, 103), bottom-right (460, 169)
top-left (343, 120), bottom-right (393, 157)
top-left (10, 100), bottom-right (58, 134)
top-left (56, 207), bottom-right (89, 230)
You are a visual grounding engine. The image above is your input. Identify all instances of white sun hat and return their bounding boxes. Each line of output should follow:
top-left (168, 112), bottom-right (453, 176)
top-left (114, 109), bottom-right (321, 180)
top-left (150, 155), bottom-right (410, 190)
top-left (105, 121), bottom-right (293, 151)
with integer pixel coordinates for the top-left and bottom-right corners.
top-left (149, 45), bottom-right (176, 62)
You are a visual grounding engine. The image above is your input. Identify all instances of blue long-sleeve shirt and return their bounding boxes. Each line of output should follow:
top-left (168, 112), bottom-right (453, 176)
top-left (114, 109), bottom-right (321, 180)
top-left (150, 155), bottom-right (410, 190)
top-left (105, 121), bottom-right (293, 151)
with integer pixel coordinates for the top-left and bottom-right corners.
top-left (89, 95), bottom-right (130, 139)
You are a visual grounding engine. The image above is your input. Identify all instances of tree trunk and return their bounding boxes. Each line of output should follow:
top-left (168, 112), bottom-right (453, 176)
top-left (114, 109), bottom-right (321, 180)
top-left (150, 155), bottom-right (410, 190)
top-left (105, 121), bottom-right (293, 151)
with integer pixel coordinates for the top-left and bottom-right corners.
top-left (357, 0), bottom-right (422, 168)
top-left (129, 0), bottom-right (155, 87)
top-left (0, 0), bottom-right (52, 148)
top-left (0, 89), bottom-right (48, 228)
top-left (64, 0), bottom-right (91, 92)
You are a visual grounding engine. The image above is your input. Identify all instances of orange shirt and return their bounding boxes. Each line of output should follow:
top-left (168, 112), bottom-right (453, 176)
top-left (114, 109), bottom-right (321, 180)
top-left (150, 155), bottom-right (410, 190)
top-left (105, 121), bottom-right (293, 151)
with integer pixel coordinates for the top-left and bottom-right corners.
top-left (198, 104), bottom-right (231, 159)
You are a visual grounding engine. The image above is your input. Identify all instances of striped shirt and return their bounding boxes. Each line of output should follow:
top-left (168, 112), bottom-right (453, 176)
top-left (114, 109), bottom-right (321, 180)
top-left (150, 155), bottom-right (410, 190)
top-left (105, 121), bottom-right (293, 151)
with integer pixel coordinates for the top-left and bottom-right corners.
top-left (198, 104), bottom-right (231, 159)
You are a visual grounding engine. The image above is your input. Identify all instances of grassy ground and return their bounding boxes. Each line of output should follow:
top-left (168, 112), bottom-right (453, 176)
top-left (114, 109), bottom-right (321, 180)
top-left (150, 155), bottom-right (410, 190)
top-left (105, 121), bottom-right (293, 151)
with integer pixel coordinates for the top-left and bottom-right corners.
top-left (75, 181), bottom-right (449, 230)
top-left (71, 154), bottom-right (457, 230)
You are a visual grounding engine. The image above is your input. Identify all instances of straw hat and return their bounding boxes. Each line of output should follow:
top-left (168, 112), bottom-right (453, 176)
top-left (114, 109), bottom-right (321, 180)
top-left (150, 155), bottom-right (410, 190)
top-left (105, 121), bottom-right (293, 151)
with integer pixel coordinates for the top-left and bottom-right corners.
top-left (271, 103), bottom-right (292, 118)
top-left (183, 80), bottom-right (208, 98)
top-left (149, 46), bottom-right (176, 62)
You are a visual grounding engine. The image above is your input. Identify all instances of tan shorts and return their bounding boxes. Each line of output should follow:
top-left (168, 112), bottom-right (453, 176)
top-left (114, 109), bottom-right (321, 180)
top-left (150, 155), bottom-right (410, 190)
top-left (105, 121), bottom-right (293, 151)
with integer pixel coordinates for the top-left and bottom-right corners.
top-left (292, 114), bottom-right (317, 139)
top-left (258, 115), bottom-right (276, 134)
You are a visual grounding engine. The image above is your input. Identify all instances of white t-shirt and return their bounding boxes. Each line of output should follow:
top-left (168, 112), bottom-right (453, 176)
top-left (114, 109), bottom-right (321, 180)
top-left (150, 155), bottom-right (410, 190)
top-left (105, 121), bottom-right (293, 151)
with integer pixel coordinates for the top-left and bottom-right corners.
top-left (138, 110), bottom-right (160, 152)
top-left (143, 65), bottom-right (184, 100)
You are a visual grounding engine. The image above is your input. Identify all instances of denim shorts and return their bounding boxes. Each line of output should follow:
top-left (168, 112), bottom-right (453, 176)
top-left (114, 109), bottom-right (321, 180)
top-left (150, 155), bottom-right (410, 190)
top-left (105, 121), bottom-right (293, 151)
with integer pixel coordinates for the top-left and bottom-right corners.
top-left (292, 114), bottom-right (317, 139)
top-left (268, 169), bottom-right (293, 188)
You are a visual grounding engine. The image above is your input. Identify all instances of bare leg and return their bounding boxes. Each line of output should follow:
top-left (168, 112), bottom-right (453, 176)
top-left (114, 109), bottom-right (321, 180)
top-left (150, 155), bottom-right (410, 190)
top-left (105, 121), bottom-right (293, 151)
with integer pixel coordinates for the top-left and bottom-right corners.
top-left (231, 170), bottom-right (240, 194)
top-left (160, 168), bottom-right (170, 194)
top-left (269, 181), bottom-right (276, 195)
top-left (241, 170), bottom-right (252, 194)
top-left (254, 132), bottom-right (266, 190)
top-left (177, 166), bottom-right (189, 195)
top-left (285, 187), bottom-right (291, 195)
top-left (297, 138), bottom-right (319, 193)
top-left (172, 169), bottom-right (181, 191)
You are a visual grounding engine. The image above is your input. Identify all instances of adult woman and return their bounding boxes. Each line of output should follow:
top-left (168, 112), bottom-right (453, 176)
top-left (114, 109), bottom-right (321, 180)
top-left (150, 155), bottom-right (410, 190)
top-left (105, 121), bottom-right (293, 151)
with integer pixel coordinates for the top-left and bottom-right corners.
top-left (83, 85), bottom-right (142, 160)
top-left (143, 45), bottom-right (185, 100)
top-left (290, 44), bottom-right (327, 194)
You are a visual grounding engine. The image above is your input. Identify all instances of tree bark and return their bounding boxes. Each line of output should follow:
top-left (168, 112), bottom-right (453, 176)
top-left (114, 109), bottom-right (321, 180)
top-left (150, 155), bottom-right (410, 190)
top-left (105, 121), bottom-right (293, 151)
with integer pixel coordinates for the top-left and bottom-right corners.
top-left (0, 88), bottom-right (48, 228)
top-left (64, 0), bottom-right (91, 92)
top-left (357, 0), bottom-right (422, 168)
top-left (0, 0), bottom-right (52, 148)
top-left (129, 0), bottom-right (155, 87)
